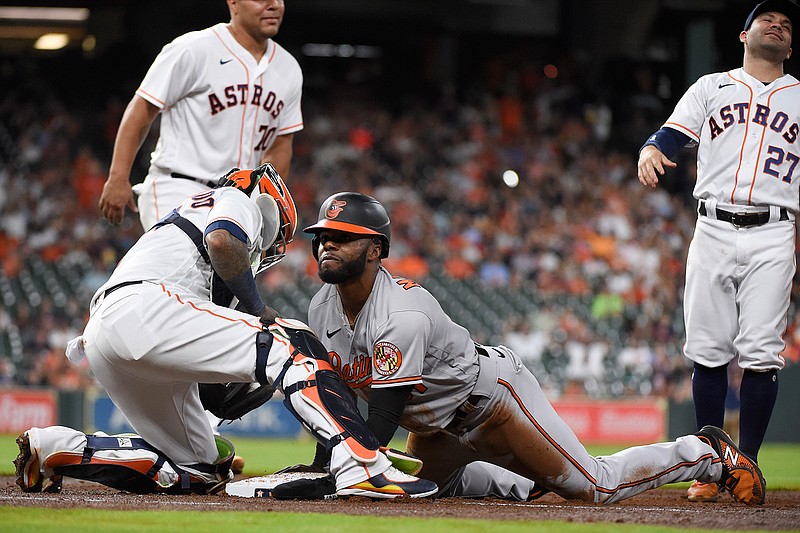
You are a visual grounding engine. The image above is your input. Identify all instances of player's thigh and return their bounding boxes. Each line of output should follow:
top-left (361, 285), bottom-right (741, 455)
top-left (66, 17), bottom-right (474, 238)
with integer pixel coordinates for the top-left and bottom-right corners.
top-left (683, 220), bottom-right (738, 365)
top-left (406, 431), bottom-right (483, 485)
top-left (88, 283), bottom-right (264, 383)
top-left (468, 369), bottom-right (595, 490)
top-left (735, 224), bottom-right (795, 369)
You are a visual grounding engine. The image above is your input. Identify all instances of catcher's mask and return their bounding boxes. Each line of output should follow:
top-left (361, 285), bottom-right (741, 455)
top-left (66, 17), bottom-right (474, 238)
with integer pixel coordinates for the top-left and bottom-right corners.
top-left (303, 192), bottom-right (390, 260)
top-left (217, 163), bottom-right (298, 274)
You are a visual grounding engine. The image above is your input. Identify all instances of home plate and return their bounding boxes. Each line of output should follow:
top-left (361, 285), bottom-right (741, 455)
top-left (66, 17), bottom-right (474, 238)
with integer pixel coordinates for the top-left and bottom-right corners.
top-left (225, 472), bottom-right (329, 498)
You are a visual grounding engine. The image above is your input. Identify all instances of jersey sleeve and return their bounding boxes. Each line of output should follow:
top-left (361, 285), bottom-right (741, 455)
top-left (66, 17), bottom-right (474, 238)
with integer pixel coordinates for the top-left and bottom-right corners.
top-left (136, 37), bottom-right (201, 109)
top-left (203, 189), bottom-right (262, 251)
top-left (370, 310), bottom-right (431, 388)
top-left (662, 77), bottom-right (710, 143)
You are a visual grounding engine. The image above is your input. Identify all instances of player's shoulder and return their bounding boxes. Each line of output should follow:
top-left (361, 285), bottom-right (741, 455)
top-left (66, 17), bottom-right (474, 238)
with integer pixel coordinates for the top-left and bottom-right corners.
top-left (165, 24), bottom-right (218, 47)
top-left (692, 69), bottom-right (737, 87)
top-left (376, 268), bottom-right (438, 308)
top-left (308, 283), bottom-right (338, 312)
top-left (270, 40), bottom-right (302, 71)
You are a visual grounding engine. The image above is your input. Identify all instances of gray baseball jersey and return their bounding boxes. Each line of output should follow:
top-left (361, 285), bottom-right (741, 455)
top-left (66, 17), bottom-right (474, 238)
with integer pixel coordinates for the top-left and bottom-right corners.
top-left (309, 266), bottom-right (477, 434)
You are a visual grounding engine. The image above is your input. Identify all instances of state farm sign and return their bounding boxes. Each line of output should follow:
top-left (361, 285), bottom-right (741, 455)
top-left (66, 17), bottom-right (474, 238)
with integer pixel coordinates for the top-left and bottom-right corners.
top-left (0, 389), bottom-right (57, 432)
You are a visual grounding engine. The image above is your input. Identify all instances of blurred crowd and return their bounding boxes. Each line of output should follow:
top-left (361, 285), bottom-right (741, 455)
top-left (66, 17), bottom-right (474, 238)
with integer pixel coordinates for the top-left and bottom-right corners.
top-left (1, 53), bottom-right (799, 402)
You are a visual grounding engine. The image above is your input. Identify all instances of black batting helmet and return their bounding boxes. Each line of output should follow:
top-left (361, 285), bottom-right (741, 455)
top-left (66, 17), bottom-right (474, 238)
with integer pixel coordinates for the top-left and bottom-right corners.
top-left (303, 192), bottom-right (391, 259)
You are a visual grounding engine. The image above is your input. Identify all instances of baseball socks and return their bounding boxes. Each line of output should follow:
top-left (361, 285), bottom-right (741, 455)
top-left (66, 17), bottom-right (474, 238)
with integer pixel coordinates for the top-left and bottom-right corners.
top-left (688, 362), bottom-right (728, 502)
top-left (738, 369), bottom-right (778, 462)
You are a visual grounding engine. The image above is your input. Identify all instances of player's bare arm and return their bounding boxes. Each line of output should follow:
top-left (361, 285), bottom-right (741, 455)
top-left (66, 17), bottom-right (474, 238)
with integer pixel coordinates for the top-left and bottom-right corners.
top-left (637, 145), bottom-right (677, 188)
top-left (259, 133), bottom-right (294, 179)
top-left (205, 227), bottom-right (278, 321)
top-left (101, 96), bottom-right (160, 224)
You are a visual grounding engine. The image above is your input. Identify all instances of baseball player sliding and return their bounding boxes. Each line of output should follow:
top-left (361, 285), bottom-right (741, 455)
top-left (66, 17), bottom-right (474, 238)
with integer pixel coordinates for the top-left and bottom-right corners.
top-left (101, 0), bottom-right (303, 230)
top-left (638, 0), bottom-right (799, 503)
top-left (14, 166), bottom-right (437, 499)
top-left (292, 192), bottom-right (766, 505)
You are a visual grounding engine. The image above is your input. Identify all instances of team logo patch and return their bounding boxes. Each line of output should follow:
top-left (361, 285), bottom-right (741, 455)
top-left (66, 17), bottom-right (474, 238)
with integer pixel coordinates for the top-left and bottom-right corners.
top-left (116, 437), bottom-right (132, 448)
top-left (326, 199), bottom-right (346, 219)
top-left (373, 341), bottom-right (402, 376)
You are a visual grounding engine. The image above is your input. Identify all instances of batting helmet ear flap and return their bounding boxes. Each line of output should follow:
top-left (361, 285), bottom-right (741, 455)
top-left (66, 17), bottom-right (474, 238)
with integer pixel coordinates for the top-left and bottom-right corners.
top-left (311, 234), bottom-right (321, 260)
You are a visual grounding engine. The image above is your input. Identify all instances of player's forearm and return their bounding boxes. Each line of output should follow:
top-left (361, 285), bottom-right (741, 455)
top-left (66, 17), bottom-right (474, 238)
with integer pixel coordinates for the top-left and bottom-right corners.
top-left (259, 134), bottom-right (293, 178)
top-left (206, 230), bottom-right (266, 316)
top-left (367, 385), bottom-right (413, 446)
top-left (108, 96), bottom-right (159, 183)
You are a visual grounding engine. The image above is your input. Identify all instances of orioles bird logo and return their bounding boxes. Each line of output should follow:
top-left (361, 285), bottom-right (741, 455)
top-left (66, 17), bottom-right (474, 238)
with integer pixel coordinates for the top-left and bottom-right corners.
top-left (326, 199), bottom-right (347, 219)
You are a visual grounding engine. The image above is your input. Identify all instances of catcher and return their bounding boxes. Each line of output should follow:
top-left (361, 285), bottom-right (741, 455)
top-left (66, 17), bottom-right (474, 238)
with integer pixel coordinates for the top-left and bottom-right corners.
top-left (13, 166), bottom-right (436, 499)
top-left (277, 191), bottom-right (766, 505)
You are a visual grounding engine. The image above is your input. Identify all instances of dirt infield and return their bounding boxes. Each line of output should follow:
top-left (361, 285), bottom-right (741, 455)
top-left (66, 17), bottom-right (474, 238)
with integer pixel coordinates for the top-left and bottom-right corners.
top-left (2, 476), bottom-right (799, 530)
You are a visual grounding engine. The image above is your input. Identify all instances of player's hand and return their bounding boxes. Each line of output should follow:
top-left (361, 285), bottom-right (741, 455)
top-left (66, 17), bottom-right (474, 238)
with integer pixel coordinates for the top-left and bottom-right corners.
top-left (637, 145), bottom-right (677, 188)
top-left (99, 178), bottom-right (137, 225)
top-left (259, 305), bottom-right (282, 325)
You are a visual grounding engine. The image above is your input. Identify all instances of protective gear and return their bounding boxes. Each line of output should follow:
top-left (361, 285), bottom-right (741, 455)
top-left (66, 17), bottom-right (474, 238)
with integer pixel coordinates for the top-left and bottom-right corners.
top-left (199, 382), bottom-right (276, 422)
top-left (303, 192), bottom-right (391, 259)
top-left (217, 163), bottom-right (298, 273)
top-left (272, 317), bottom-right (381, 463)
top-left (14, 426), bottom-right (234, 495)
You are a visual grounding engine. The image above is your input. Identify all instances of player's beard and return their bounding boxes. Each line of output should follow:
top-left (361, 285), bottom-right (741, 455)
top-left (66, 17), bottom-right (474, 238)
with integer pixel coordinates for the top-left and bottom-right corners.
top-left (318, 245), bottom-right (370, 284)
top-left (748, 31), bottom-right (792, 63)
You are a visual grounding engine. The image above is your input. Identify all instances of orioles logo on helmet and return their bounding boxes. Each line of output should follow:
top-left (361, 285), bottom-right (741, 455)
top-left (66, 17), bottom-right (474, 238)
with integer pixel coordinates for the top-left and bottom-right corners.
top-left (326, 200), bottom-right (347, 220)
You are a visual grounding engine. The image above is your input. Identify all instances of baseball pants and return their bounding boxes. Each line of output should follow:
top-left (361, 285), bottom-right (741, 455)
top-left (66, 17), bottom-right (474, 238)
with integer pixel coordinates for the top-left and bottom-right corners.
top-left (407, 347), bottom-right (723, 504)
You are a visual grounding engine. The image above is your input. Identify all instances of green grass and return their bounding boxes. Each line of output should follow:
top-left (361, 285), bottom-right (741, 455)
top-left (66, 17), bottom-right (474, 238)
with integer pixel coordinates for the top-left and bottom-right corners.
top-left (3, 434), bottom-right (799, 488)
top-left (2, 435), bottom-right (798, 533)
top-left (0, 507), bottom-right (774, 533)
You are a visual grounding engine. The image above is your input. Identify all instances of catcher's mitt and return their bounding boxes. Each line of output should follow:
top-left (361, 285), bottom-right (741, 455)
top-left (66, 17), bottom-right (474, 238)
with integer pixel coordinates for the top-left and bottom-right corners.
top-left (199, 382), bottom-right (275, 421)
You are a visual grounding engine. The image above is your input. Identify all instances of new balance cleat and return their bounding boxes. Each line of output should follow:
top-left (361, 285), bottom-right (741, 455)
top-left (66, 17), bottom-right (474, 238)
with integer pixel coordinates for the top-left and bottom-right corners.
top-left (695, 425), bottom-right (765, 505)
top-left (13, 430), bottom-right (62, 494)
top-left (337, 466), bottom-right (438, 499)
top-left (687, 480), bottom-right (720, 502)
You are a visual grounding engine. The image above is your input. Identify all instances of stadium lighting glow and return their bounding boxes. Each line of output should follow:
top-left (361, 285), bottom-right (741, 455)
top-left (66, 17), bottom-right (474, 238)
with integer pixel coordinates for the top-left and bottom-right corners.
top-left (502, 170), bottom-right (520, 188)
top-left (34, 33), bottom-right (69, 50)
top-left (0, 7), bottom-right (89, 22)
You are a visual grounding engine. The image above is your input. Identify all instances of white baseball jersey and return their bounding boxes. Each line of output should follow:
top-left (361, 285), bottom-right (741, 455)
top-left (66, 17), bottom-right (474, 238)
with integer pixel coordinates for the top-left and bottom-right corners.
top-left (309, 267), bottom-right (727, 503)
top-left (134, 23), bottom-right (303, 229)
top-left (92, 187), bottom-right (263, 307)
top-left (663, 67), bottom-right (800, 210)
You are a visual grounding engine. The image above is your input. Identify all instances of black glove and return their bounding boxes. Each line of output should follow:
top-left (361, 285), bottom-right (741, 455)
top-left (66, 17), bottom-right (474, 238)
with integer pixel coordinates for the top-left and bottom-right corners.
top-left (198, 382), bottom-right (274, 421)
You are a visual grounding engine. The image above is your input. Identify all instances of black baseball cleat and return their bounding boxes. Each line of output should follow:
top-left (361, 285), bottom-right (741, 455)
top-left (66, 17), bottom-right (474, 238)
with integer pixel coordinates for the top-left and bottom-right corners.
top-left (694, 425), bottom-right (765, 505)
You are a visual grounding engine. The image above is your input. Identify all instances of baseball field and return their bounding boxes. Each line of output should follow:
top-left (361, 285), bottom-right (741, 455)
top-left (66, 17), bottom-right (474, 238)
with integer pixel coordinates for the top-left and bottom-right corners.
top-left (2, 435), bottom-right (799, 532)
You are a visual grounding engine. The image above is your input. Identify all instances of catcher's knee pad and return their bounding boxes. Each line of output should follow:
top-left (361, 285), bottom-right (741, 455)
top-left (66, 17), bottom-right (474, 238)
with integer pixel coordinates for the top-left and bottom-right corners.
top-left (283, 367), bottom-right (379, 463)
top-left (48, 434), bottom-right (234, 495)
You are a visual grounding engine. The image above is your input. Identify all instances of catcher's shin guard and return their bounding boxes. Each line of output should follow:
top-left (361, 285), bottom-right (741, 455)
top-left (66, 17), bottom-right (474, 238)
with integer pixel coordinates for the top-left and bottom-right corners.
top-left (283, 365), bottom-right (380, 463)
top-left (27, 427), bottom-right (234, 495)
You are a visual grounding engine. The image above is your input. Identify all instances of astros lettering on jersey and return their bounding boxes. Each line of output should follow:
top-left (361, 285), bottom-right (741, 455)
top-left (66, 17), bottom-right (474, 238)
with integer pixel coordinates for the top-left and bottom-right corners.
top-left (663, 67), bottom-right (799, 209)
top-left (137, 23), bottom-right (303, 183)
